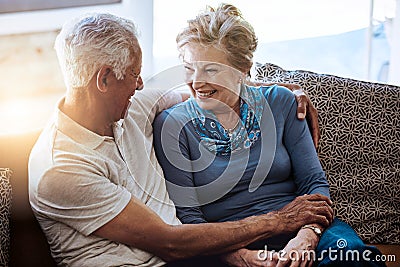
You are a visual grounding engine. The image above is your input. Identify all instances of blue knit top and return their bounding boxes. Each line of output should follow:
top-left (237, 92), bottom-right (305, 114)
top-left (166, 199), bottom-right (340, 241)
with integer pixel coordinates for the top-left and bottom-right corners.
top-left (153, 85), bottom-right (330, 248)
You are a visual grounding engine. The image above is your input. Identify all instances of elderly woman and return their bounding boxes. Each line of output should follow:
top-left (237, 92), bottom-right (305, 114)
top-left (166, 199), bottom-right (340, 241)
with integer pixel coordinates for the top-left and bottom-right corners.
top-left (154, 4), bottom-right (384, 267)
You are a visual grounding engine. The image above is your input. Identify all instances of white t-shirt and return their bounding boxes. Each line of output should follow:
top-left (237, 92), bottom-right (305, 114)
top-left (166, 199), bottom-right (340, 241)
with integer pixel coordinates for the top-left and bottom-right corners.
top-left (28, 87), bottom-right (182, 267)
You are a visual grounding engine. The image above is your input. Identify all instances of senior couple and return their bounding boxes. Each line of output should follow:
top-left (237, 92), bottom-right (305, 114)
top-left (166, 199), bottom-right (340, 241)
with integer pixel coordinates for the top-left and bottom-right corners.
top-left (29, 4), bottom-right (384, 267)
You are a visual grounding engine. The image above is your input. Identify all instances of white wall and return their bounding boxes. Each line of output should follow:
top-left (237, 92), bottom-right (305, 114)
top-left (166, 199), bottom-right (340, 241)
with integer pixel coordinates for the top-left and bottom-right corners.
top-left (0, 0), bottom-right (156, 135)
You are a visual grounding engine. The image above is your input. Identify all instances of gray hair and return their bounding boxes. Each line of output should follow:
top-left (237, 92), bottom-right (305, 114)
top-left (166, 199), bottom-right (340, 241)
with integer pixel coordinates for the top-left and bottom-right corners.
top-left (176, 4), bottom-right (257, 74)
top-left (55, 13), bottom-right (140, 89)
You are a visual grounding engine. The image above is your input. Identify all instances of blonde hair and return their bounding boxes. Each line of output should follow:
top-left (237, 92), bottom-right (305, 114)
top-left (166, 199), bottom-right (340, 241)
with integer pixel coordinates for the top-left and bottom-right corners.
top-left (54, 13), bottom-right (140, 89)
top-left (176, 3), bottom-right (257, 74)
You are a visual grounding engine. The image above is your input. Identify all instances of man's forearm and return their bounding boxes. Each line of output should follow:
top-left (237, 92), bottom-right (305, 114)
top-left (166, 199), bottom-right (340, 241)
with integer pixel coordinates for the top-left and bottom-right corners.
top-left (94, 194), bottom-right (332, 262)
top-left (158, 194), bottom-right (333, 261)
top-left (94, 198), bottom-right (280, 263)
top-left (158, 212), bottom-right (280, 261)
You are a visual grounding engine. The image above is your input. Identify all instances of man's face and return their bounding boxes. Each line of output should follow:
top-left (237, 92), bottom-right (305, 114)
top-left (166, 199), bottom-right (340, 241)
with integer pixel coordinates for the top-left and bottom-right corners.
top-left (107, 53), bottom-right (143, 121)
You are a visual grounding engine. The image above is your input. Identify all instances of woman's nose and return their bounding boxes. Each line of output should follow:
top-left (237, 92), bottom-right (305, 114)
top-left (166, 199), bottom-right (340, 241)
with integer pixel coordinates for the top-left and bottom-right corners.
top-left (192, 71), bottom-right (206, 89)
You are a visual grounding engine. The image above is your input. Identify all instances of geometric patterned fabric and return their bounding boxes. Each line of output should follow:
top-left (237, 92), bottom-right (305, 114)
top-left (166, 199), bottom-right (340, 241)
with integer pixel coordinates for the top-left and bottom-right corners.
top-left (254, 62), bottom-right (400, 244)
top-left (0, 168), bottom-right (12, 266)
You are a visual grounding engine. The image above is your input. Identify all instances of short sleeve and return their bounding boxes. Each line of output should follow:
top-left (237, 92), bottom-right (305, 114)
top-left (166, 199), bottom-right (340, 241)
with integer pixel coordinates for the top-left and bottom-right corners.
top-left (36, 162), bottom-right (131, 236)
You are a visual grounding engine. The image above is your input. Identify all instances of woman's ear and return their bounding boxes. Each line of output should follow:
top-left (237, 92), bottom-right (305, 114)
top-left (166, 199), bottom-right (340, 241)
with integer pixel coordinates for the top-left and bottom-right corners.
top-left (238, 72), bottom-right (247, 84)
top-left (96, 66), bottom-right (111, 92)
top-left (236, 66), bottom-right (250, 84)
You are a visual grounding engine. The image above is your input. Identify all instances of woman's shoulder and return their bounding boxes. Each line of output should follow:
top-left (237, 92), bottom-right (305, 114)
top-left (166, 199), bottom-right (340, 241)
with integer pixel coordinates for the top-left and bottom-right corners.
top-left (249, 84), bottom-right (295, 106)
top-left (257, 84), bottom-right (293, 98)
top-left (154, 100), bottom-right (192, 127)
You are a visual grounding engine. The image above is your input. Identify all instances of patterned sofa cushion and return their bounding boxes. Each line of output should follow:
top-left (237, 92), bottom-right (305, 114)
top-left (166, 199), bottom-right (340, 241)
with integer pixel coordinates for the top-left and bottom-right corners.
top-left (0, 168), bottom-right (12, 266)
top-left (254, 62), bottom-right (400, 245)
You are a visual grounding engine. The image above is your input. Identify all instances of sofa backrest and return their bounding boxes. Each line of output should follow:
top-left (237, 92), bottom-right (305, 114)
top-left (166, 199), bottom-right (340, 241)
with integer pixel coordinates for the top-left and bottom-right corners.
top-left (254, 62), bottom-right (400, 245)
top-left (0, 168), bottom-right (12, 266)
top-left (0, 130), bottom-right (56, 266)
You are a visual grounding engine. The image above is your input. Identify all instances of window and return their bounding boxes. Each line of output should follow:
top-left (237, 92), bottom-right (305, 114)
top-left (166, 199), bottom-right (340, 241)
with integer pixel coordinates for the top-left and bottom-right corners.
top-left (0, 0), bottom-right (398, 135)
top-left (153, 0), bottom-right (397, 84)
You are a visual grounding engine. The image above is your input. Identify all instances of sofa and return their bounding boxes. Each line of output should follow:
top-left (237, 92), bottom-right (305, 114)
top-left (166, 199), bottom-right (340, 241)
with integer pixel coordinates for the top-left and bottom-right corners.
top-left (0, 131), bottom-right (56, 267)
top-left (253, 62), bottom-right (399, 265)
top-left (0, 63), bottom-right (399, 266)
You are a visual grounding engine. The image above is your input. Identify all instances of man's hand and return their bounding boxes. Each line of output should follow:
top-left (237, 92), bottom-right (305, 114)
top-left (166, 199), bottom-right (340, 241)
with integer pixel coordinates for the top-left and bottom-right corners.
top-left (247, 81), bottom-right (320, 148)
top-left (276, 228), bottom-right (319, 267)
top-left (278, 84), bottom-right (320, 149)
top-left (291, 88), bottom-right (320, 149)
top-left (221, 248), bottom-right (278, 267)
top-left (275, 194), bottom-right (333, 233)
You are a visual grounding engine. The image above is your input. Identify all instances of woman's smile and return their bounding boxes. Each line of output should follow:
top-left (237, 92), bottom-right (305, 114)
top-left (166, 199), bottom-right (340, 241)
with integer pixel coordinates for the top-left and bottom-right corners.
top-left (196, 89), bottom-right (217, 98)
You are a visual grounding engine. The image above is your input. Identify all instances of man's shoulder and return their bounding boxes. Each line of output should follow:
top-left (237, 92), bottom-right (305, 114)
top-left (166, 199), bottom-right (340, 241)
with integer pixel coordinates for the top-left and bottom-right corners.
top-left (29, 120), bottom-right (60, 201)
top-left (29, 120), bottom-right (57, 163)
top-left (28, 114), bottom-right (94, 188)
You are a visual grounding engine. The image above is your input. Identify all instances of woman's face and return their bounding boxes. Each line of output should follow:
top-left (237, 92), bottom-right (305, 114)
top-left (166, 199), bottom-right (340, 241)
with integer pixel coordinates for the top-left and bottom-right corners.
top-left (182, 44), bottom-right (244, 113)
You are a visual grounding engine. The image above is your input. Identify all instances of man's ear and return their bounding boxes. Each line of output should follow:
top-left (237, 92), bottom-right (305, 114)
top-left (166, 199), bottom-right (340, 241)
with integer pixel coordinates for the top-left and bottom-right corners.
top-left (96, 66), bottom-right (111, 92)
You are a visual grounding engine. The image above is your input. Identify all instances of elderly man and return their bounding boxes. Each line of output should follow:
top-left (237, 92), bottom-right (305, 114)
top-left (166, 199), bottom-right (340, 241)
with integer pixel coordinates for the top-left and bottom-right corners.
top-left (28, 13), bottom-right (332, 266)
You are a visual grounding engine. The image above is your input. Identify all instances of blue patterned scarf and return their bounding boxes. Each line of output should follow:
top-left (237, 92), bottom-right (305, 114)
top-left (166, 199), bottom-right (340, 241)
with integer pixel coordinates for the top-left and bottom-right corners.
top-left (186, 85), bottom-right (264, 156)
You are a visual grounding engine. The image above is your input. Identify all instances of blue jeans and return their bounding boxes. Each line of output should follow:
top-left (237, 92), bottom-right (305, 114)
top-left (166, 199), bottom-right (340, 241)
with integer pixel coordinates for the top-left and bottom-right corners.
top-left (166, 218), bottom-right (386, 266)
top-left (314, 218), bottom-right (386, 266)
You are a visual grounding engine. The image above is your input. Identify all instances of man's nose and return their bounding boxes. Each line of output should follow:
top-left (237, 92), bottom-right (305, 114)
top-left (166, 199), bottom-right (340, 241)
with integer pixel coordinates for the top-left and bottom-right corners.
top-left (136, 76), bottom-right (144, 90)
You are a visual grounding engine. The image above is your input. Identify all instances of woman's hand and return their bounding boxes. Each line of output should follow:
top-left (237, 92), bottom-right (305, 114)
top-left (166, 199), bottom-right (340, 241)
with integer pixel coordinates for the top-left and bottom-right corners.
top-left (221, 248), bottom-right (279, 267)
top-left (275, 229), bottom-right (319, 267)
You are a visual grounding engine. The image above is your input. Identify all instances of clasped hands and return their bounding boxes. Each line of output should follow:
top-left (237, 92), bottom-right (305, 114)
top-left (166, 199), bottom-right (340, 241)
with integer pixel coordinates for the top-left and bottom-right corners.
top-left (221, 194), bottom-right (333, 267)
